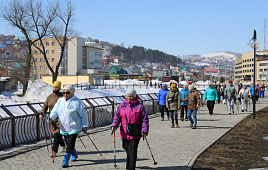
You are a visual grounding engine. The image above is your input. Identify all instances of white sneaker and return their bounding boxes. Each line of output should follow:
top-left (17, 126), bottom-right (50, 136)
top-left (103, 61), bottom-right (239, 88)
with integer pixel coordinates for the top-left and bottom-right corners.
top-left (50, 151), bottom-right (56, 158)
top-left (60, 146), bottom-right (66, 153)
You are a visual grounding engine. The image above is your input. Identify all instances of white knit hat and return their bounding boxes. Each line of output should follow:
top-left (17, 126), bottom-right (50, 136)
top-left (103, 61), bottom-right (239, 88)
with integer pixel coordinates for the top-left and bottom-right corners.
top-left (126, 89), bottom-right (137, 98)
top-left (63, 85), bottom-right (75, 94)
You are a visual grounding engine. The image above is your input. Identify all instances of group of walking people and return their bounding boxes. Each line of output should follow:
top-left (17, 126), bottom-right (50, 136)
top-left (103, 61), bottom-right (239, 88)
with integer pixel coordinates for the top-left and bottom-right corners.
top-left (42, 81), bottom-right (149, 169)
top-left (157, 82), bottom-right (201, 129)
top-left (42, 79), bottom-right (265, 169)
top-left (205, 80), bottom-right (265, 114)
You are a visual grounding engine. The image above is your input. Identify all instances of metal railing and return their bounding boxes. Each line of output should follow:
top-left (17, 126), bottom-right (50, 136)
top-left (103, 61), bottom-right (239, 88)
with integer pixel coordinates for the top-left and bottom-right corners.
top-left (0, 93), bottom-right (159, 150)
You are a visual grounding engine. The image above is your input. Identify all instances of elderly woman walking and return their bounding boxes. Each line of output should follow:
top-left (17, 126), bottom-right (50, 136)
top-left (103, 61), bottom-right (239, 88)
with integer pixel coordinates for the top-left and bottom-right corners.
top-left (182, 84), bottom-right (200, 129)
top-left (111, 89), bottom-right (149, 170)
top-left (40, 81), bottom-right (65, 157)
top-left (50, 85), bottom-right (88, 168)
top-left (204, 82), bottom-right (218, 115)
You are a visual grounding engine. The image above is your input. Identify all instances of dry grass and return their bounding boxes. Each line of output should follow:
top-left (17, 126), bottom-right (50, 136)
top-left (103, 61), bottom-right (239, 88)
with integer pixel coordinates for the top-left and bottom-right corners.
top-left (193, 106), bottom-right (268, 170)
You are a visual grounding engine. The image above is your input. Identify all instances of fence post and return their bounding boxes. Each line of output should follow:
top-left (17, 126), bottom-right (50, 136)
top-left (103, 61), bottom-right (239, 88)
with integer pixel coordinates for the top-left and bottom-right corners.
top-left (81, 85), bottom-right (82, 90)
top-left (112, 101), bottom-right (115, 118)
top-left (1, 105), bottom-right (16, 147)
top-left (92, 107), bottom-right (96, 128)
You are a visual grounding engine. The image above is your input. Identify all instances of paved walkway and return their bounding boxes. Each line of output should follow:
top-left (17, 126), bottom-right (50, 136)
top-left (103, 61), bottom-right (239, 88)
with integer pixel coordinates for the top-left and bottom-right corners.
top-left (1, 97), bottom-right (268, 170)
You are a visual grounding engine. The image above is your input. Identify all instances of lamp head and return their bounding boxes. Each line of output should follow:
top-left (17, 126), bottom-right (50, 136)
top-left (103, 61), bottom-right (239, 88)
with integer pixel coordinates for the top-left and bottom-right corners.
top-left (249, 29), bottom-right (260, 50)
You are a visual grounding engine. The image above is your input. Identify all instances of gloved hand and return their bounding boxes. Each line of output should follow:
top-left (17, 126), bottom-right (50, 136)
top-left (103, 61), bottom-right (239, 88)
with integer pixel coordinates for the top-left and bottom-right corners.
top-left (82, 127), bottom-right (87, 134)
top-left (111, 126), bottom-right (117, 132)
top-left (142, 132), bottom-right (147, 140)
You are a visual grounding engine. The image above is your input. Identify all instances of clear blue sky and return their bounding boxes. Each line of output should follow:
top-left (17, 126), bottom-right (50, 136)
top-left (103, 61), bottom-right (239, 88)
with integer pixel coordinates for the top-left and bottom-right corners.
top-left (1, 0), bottom-right (268, 56)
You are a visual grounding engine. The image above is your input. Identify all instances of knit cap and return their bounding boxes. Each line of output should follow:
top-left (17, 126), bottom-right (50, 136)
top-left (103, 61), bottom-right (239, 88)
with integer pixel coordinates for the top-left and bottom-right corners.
top-left (52, 81), bottom-right (61, 90)
top-left (63, 85), bottom-right (75, 94)
top-left (126, 89), bottom-right (137, 98)
top-left (162, 84), bottom-right (167, 87)
top-left (188, 84), bottom-right (195, 90)
top-left (170, 84), bottom-right (176, 88)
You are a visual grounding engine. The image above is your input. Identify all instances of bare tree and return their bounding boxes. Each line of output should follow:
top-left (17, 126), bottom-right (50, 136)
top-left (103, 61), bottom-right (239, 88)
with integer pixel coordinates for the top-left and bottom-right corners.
top-left (32, 0), bottom-right (77, 83)
top-left (0, 0), bottom-right (51, 95)
top-left (1, 0), bottom-right (77, 96)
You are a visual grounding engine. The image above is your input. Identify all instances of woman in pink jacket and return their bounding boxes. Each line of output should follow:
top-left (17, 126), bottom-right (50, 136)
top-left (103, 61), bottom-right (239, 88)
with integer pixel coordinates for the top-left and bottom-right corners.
top-left (111, 89), bottom-right (149, 170)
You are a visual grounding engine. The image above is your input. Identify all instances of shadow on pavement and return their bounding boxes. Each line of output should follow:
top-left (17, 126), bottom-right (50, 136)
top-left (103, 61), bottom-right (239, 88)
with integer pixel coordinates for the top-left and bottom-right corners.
top-left (137, 165), bottom-right (190, 169)
top-left (77, 150), bottom-right (124, 155)
top-left (70, 158), bottom-right (148, 167)
top-left (196, 126), bottom-right (232, 129)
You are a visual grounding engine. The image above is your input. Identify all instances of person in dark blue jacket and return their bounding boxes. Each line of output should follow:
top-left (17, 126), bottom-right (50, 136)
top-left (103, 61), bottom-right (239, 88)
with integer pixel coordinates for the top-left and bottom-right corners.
top-left (157, 84), bottom-right (170, 121)
top-left (180, 83), bottom-right (189, 121)
top-left (250, 83), bottom-right (259, 103)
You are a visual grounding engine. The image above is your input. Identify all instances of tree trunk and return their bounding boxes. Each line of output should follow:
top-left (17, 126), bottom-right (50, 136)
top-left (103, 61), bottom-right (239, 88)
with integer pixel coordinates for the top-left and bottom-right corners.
top-left (52, 73), bottom-right (57, 83)
top-left (22, 82), bottom-right (28, 96)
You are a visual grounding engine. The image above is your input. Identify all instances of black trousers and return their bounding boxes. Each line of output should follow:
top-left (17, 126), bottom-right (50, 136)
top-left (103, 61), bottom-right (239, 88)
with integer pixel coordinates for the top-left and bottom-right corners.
top-left (180, 105), bottom-right (188, 119)
top-left (53, 133), bottom-right (65, 153)
top-left (207, 101), bottom-right (215, 115)
top-left (159, 105), bottom-right (169, 118)
top-left (122, 138), bottom-right (141, 170)
top-left (63, 134), bottom-right (78, 154)
top-left (217, 92), bottom-right (221, 103)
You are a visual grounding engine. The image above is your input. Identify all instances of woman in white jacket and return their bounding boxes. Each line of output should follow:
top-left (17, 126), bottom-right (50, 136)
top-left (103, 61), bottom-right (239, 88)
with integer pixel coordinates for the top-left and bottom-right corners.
top-left (50, 85), bottom-right (88, 168)
top-left (238, 84), bottom-right (251, 112)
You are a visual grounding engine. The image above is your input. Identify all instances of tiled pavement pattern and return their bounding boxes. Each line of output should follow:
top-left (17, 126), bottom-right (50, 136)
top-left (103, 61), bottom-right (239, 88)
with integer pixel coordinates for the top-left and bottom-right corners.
top-left (1, 97), bottom-right (268, 170)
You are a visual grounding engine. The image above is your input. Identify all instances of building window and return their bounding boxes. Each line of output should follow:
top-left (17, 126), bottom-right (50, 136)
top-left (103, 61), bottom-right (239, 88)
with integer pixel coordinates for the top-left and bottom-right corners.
top-left (52, 42), bottom-right (54, 46)
top-left (46, 42), bottom-right (49, 46)
top-left (40, 74), bottom-right (43, 79)
top-left (52, 58), bottom-right (54, 62)
top-left (40, 51), bottom-right (42, 54)
top-left (40, 58), bottom-right (43, 62)
top-left (46, 66), bottom-right (48, 70)
top-left (46, 50), bottom-right (49, 54)
top-left (34, 58), bottom-right (37, 62)
top-left (35, 66), bottom-right (37, 70)
top-left (40, 66), bottom-right (43, 70)
top-left (34, 50), bottom-right (37, 54)
top-left (52, 66), bottom-right (54, 70)
top-left (52, 50), bottom-right (54, 54)
top-left (34, 43), bottom-right (37, 46)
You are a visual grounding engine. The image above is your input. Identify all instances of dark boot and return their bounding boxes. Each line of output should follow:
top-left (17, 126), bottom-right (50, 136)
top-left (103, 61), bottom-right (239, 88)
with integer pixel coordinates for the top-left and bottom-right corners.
top-left (62, 153), bottom-right (71, 168)
top-left (71, 148), bottom-right (78, 162)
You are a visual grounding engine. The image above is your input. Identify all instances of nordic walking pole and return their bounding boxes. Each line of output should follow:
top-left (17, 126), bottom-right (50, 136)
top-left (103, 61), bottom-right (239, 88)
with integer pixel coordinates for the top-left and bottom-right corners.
top-left (85, 132), bottom-right (102, 156)
top-left (49, 123), bottom-right (54, 163)
top-left (43, 118), bottom-right (49, 152)
top-left (77, 134), bottom-right (86, 148)
top-left (144, 136), bottom-right (157, 165)
top-left (111, 131), bottom-right (117, 168)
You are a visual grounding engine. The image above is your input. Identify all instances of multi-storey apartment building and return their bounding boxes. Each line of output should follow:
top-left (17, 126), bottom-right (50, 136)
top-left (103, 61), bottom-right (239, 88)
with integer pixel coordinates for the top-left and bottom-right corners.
top-left (234, 58), bottom-right (242, 82)
top-left (240, 50), bottom-right (268, 83)
top-left (32, 36), bottom-right (108, 81)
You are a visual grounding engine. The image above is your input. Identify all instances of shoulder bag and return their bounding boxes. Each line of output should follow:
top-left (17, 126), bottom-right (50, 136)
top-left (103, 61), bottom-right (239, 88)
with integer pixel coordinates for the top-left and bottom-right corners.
top-left (125, 106), bottom-right (142, 137)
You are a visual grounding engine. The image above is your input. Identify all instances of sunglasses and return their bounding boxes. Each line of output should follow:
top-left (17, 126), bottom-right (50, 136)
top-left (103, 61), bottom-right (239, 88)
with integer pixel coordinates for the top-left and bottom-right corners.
top-left (63, 92), bottom-right (70, 95)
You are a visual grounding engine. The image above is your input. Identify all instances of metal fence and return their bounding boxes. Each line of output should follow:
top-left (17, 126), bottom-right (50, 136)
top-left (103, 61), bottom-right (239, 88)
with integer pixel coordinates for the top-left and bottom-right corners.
top-left (0, 93), bottom-right (159, 150)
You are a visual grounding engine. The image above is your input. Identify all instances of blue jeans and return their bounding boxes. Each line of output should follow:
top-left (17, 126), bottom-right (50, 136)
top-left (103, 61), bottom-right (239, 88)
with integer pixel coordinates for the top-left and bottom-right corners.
top-left (260, 91), bottom-right (264, 98)
top-left (159, 105), bottom-right (169, 118)
top-left (169, 110), bottom-right (178, 124)
top-left (187, 110), bottom-right (197, 125)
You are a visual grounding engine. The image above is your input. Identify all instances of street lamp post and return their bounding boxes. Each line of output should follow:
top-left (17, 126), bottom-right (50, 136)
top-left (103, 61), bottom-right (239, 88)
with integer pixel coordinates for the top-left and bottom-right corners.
top-left (249, 29), bottom-right (260, 119)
